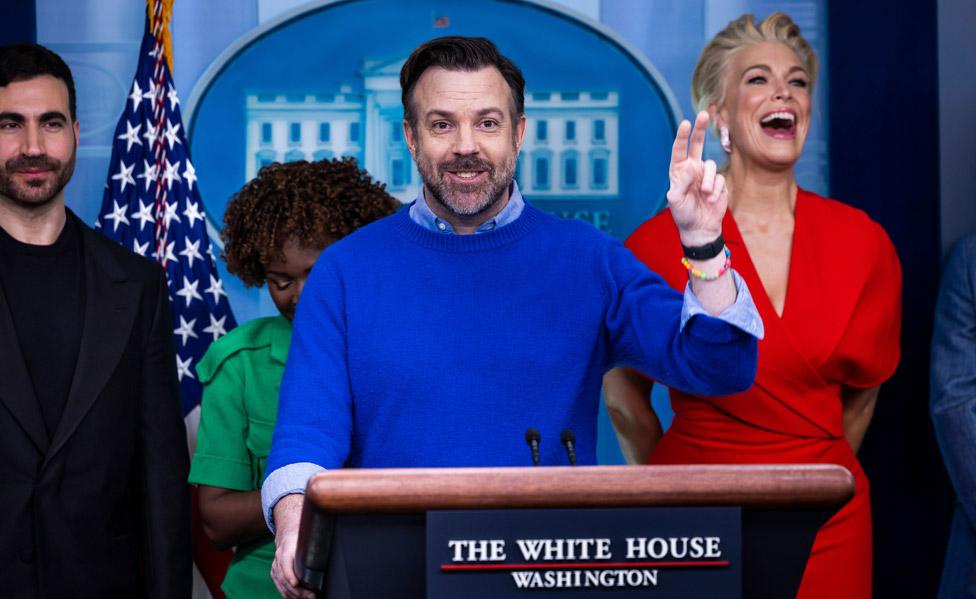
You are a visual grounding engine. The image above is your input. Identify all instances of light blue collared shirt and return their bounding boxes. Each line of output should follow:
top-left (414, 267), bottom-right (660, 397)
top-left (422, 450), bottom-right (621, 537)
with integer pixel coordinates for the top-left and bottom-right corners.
top-left (260, 182), bottom-right (764, 531)
top-left (408, 181), bottom-right (525, 234)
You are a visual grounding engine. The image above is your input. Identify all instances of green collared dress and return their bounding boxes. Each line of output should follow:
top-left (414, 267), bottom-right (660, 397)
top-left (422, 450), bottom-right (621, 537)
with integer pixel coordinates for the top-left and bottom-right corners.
top-left (188, 315), bottom-right (291, 599)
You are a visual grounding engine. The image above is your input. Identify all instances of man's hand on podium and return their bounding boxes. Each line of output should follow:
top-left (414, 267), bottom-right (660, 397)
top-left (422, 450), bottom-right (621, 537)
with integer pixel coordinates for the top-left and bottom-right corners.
top-left (271, 494), bottom-right (315, 599)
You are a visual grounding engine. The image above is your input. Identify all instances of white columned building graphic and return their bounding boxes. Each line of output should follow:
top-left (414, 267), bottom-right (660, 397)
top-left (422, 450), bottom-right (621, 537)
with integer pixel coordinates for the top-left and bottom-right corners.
top-left (244, 58), bottom-right (619, 204)
top-left (519, 91), bottom-right (619, 199)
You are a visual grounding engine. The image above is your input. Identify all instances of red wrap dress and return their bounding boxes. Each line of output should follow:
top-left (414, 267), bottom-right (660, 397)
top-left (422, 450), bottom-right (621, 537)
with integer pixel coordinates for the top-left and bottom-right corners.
top-left (626, 189), bottom-right (901, 599)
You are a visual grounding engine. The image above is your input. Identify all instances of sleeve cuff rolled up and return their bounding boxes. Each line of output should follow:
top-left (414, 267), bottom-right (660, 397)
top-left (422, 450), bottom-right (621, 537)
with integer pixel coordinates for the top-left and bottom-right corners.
top-left (260, 462), bottom-right (325, 533)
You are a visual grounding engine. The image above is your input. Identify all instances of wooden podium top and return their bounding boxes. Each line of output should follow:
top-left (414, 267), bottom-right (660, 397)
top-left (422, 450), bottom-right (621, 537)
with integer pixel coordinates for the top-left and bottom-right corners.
top-left (304, 464), bottom-right (855, 513)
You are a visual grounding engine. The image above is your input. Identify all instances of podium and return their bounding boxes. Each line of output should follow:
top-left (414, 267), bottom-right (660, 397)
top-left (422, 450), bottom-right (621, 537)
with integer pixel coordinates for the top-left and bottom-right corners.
top-left (296, 464), bottom-right (853, 598)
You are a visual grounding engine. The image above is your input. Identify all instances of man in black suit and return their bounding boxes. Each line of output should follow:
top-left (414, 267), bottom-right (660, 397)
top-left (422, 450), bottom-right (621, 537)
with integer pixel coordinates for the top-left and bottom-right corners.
top-left (0, 44), bottom-right (190, 597)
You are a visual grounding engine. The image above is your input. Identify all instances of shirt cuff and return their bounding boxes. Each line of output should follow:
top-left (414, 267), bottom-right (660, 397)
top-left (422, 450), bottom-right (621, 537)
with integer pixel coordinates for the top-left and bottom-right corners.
top-left (681, 269), bottom-right (765, 339)
top-left (260, 462), bottom-right (325, 533)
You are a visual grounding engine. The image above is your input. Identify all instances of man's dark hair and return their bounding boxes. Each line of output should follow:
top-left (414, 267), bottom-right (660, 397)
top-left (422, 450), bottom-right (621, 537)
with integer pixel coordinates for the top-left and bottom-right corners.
top-left (400, 36), bottom-right (524, 129)
top-left (0, 43), bottom-right (77, 121)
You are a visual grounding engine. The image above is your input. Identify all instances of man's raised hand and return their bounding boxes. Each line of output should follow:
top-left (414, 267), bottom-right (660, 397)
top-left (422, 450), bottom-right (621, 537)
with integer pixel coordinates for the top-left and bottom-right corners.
top-left (667, 111), bottom-right (728, 246)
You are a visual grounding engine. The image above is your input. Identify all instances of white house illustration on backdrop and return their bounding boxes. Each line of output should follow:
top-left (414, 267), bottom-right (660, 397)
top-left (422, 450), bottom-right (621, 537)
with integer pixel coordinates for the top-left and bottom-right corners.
top-left (245, 56), bottom-right (619, 203)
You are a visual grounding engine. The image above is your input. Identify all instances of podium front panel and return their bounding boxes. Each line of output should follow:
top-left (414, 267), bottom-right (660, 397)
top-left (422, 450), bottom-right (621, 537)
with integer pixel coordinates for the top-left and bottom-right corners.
top-left (427, 507), bottom-right (741, 598)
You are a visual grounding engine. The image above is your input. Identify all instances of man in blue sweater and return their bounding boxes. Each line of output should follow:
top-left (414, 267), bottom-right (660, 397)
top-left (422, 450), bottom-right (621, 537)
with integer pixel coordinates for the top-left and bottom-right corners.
top-left (264, 36), bottom-right (763, 598)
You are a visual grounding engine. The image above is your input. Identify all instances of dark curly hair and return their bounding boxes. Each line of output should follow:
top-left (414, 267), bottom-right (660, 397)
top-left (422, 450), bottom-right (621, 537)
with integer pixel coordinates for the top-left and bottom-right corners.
top-left (221, 157), bottom-right (399, 287)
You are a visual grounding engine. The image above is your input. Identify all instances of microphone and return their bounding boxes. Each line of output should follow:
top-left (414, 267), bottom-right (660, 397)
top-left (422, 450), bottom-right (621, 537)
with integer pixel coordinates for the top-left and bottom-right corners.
top-left (560, 429), bottom-right (577, 466)
top-left (525, 428), bottom-right (541, 466)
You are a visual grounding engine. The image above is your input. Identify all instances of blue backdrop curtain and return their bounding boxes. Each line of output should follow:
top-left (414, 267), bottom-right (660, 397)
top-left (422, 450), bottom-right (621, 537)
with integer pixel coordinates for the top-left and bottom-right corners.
top-left (828, 0), bottom-right (951, 596)
top-left (0, 1), bottom-right (35, 45)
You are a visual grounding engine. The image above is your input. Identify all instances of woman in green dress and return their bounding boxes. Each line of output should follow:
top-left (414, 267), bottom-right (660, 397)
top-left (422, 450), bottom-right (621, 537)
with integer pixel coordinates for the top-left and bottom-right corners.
top-left (188, 158), bottom-right (398, 598)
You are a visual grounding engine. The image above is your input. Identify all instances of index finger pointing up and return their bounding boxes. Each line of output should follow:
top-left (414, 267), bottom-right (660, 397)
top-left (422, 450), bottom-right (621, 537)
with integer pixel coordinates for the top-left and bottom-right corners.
top-left (688, 111), bottom-right (710, 161)
top-left (671, 119), bottom-right (692, 165)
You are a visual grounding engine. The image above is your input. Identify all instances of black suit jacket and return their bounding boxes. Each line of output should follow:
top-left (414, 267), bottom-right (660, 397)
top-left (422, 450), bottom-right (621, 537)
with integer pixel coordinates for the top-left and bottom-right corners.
top-left (0, 211), bottom-right (191, 598)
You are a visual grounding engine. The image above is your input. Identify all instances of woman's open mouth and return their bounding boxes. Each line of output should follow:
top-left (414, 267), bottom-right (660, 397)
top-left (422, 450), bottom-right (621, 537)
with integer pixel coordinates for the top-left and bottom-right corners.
top-left (759, 110), bottom-right (797, 139)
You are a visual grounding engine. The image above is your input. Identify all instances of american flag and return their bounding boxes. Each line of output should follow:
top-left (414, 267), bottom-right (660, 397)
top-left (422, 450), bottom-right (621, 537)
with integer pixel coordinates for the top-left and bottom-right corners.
top-left (96, 3), bottom-right (238, 595)
top-left (95, 3), bottom-right (237, 421)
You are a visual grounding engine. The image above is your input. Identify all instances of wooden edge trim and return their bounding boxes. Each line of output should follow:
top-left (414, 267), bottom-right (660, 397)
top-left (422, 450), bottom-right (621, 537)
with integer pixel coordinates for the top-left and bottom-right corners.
top-left (303, 464), bottom-right (855, 513)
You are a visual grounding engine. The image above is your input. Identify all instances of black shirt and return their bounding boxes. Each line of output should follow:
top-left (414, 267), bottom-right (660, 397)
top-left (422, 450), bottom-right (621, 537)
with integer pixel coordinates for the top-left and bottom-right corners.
top-left (0, 214), bottom-right (85, 437)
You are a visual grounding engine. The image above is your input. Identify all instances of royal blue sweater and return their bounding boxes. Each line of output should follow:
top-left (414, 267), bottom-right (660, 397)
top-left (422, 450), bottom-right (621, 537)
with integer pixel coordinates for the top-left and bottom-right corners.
top-left (268, 204), bottom-right (757, 471)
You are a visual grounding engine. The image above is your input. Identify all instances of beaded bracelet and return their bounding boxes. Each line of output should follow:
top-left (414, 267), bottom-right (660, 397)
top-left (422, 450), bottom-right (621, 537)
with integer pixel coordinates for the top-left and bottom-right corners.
top-left (680, 246), bottom-right (732, 281)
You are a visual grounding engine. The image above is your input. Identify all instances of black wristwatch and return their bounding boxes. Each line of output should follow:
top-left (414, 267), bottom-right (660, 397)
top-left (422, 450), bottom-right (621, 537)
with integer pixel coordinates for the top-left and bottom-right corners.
top-left (681, 234), bottom-right (725, 260)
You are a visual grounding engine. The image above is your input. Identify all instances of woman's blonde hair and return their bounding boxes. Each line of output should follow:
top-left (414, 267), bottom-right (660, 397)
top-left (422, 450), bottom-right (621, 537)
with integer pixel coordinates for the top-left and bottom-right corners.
top-left (691, 12), bottom-right (818, 115)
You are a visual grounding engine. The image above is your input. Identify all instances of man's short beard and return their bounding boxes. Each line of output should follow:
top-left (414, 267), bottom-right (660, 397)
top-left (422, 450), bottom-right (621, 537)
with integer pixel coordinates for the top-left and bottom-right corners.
top-left (415, 139), bottom-right (518, 219)
top-left (0, 153), bottom-right (76, 209)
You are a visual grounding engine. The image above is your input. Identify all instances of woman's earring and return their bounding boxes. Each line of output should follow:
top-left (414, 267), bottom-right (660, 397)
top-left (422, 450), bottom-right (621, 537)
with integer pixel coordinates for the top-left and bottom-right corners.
top-left (720, 127), bottom-right (732, 153)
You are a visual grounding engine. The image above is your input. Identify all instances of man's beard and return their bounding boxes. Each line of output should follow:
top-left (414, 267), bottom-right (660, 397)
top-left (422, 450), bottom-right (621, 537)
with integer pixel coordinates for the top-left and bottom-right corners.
top-left (0, 153), bottom-right (76, 209)
top-left (415, 142), bottom-right (517, 219)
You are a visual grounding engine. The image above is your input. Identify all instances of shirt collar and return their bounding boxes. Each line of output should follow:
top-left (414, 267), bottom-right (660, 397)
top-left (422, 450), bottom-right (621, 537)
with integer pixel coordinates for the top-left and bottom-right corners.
top-left (269, 315), bottom-right (292, 365)
top-left (408, 181), bottom-right (525, 234)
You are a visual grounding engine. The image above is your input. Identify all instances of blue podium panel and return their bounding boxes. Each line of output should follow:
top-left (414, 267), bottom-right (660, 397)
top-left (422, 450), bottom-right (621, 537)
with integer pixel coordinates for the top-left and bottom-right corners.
top-left (427, 507), bottom-right (741, 598)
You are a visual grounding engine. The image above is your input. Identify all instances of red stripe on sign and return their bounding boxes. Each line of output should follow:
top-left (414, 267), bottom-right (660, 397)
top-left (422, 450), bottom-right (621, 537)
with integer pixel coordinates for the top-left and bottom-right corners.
top-left (441, 560), bottom-right (730, 571)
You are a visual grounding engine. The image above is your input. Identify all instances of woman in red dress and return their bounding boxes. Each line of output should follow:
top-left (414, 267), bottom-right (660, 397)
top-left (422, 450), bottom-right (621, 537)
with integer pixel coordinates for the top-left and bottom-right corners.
top-left (604, 12), bottom-right (901, 599)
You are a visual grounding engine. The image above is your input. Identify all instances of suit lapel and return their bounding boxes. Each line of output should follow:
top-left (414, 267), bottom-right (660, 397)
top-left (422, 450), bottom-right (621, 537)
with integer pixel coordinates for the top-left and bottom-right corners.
top-left (45, 220), bottom-right (138, 464)
top-left (0, 283), bottom-right (50, 453)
